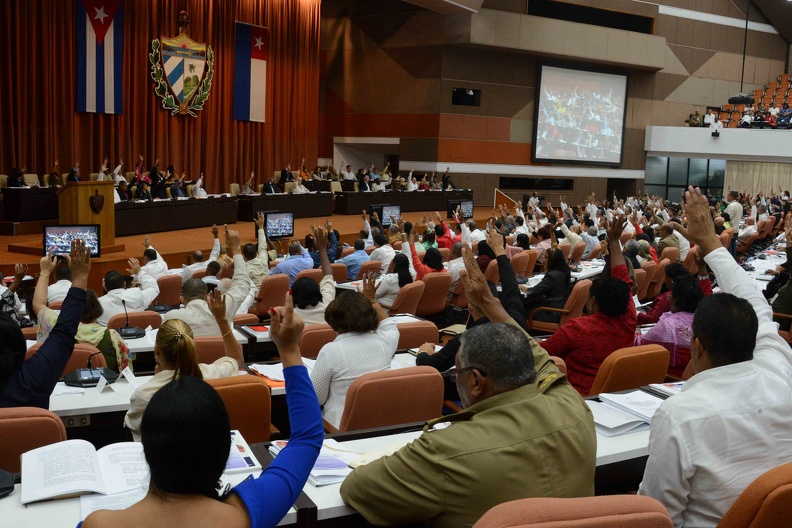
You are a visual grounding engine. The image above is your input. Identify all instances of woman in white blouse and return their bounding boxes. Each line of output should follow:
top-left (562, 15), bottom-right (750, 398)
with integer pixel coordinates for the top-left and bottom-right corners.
top-left (124, 291), bottom-right (242, 440)
top-left (374, 253), bottom-right (416, 309)
top-left (310, 281), bottom-right (400, 430)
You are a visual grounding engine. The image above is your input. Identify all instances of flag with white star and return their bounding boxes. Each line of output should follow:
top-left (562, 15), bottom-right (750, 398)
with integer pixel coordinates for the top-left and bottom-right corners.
top-left (233, 22), bottom-right (268, 123)
top-left (75, 0), bottom-right (124, 114)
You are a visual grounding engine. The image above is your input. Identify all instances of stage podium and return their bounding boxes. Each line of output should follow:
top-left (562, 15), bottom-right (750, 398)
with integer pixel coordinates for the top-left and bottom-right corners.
top-left (58, 181), bottom-right (124, 253)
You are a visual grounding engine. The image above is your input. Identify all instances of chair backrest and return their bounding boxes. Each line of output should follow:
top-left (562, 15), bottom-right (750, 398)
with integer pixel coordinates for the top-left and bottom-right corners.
top-left (586, 244), bottom-right (603, 260)
top-left (23, 173), bottom-right (40, 186)
top-left (155, 275), bottom-right (182, 307)
top-left (396, 320), bottom-right (439, 350)
top-left (229, 182), bottom-right (240, 195)
top-left (559, 244), bottom-right (572, 260)
top-left (194, 336), bottom-right (239, 364)
top-left (646, 259), bottom-right (670, 300)
top-left (331, 262), bottom-right (348, 283)
top-left (389, 280), bottom-right (425, 316)
top-left (718, 462), bottom-right (792, 528)
top-left (660, 246), bottom-right (680, 262)
top-left (633, 268), bottom-right (647, 302)
top-left (0, 407), bottom-right (67, 472)
top-left (357, 260), bottom-right (382, 280)
top-left (561, 279), bottom-right (592, 324)
top-left (511, 250), bottom-right (540, 278)
top-left (588, 345), bottom-right (670, 396)
top-left (233, 313), bottom-right (259, 326)
top-left (251, 274), bottom-right (289, 316)
top-left (473, 495), bottom-right (672, 528)
top-left (107, 310), bottom-right (163, 330)
top-left (296, 268), bottom-right (323, 284)
top-left (484, 259), bottom-right (500, 284)
top-left (299, 323), bottom-right (337, 359)
top-left (416, 272), bottom-right (452, 316)
top-left (437, 247), bottom-right (451, 261)
top-left (569, 241), bottom-right (586, 264)
top-left (682, 245), bottom-right (699, 274)
top-left (206, 376), bottom-right (273, 443)
top-left (338, 366), bottom-right (443, 432)
top-left (28, 343), bottom-right (108, 377)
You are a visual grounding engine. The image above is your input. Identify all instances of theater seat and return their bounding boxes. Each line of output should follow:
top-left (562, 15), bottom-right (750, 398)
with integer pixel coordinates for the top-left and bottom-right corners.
top-left (154, 275), bottom-right (182, 307)
top-left (388, 280), bottom-right (425, 316)
top-left (416, 272), bottom-right (452, 317)
top-left (331, 262), bottom-right (348, 283)
top-left (296, 268), bottom-right (323, 284)
top-left (0, 407), bottom-right (66, 473)
top-left (107, 310), bottom-right (162, 330)
top-left (718, 463), bottom-right (792, 528)
top-left (587, 345), bottom-right (669, 396)
top-left (473, 495), bottom-right (672, 528)
top-left (527, 279), bottom-right (591, 334)
top-left (396, 320), bottom-right (439, 350)
top-left (660, 247), bottom-right (679, 262)
top-left (194, 336), bottom-right (241, 364)
top-left (249, 274), bottom-right (289, 317)
top-left (206, 376), bottom-right (275, 443)
top-left (330, 366), bottom-right (443, 433)
top-left (356, 260), bottom-right (382, 280)
top-left (645, 259), bottom-right (670, 300)
top-left (26, 343), bottom-right (108, 378)
top-left (299, 323), bottom-right (337, 359)
top-left (511, 250), bottom-right (540, 278)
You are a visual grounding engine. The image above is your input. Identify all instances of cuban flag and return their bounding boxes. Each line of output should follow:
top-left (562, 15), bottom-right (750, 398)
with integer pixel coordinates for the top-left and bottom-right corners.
top-left (233, 22), bottom-right (268, 122)
top-left (75, 0), bottom-right (124, 114)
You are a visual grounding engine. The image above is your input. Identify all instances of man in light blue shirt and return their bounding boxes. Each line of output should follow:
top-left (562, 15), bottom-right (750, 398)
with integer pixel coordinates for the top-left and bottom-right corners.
top-left (269, 242), bottom-right (314, 286)
top-left (337, 239), bottom-right (369, 280)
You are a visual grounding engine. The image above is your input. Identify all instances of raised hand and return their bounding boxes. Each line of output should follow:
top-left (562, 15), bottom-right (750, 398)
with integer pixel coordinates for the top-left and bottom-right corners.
top-left (127, 257), bottom-right (141, 276)
top-left (70, 239), bottom-right (91, 290)
top-left (486, 227), bottom-right (505, 257)
top-left (683, 186), bottom-right (720, 255)
top-left (226, 229), bottom-right (241, 255)
top-left (605, 214), bottom-right (627, 242)
top-left (211, 224), bottom-right (219, 238)
top-left (270, 293), bottom-right (305, 364)
top-left (255, 212), bottom-right (265, 229)
top-left (14, 263), bottom-right (28, 282)
top-left (361, 272), bottom-right (377, 301)
top-left (39, 255), bottom-right (57, 275)
top-left (312, 225), bottom-right (329, 250)
top-left (207, 289), bottom-right (227, 321)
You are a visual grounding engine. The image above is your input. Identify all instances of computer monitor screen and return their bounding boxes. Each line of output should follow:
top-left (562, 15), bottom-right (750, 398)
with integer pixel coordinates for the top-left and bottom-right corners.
top-left (265, 212), bottom-right (294, 239)
top-left (534, 65), bottom-right (628, 165)
top-left (447, 200), bottom-right (474, 219)
top-left (43, 225), bottom-right (101, 257)
top-left (381, 205), bottom-right (401, 226)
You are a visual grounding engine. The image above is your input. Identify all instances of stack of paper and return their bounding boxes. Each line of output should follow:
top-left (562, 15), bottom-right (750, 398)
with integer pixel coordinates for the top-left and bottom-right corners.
top-left (586, 390), bottom-right (664, 437)
top-left (249, 359), bottom-right (316, 381)
top-left (648, 382), bottom-right (685, 397)
top-left (599, 391), bottom-right (664, 422)
top-left (270, 439), bottom-right (351, 486)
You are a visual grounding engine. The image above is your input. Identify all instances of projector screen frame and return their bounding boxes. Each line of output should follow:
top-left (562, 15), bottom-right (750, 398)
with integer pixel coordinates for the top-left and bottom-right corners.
top-left (531, 61), bottom-right (630, 167)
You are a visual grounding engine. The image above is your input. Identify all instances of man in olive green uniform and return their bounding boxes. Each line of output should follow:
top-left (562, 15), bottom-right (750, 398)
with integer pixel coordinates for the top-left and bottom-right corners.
top-left (340, 321), bottom-right (596, 528)
top-left (657, 224), bottom-right (680, 257)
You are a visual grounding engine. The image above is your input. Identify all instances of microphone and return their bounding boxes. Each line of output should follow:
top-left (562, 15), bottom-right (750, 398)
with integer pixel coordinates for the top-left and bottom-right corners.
top-left (63, 351), bottom-right (119, 388)
top-left (118, 298), bottom-right (146, 339)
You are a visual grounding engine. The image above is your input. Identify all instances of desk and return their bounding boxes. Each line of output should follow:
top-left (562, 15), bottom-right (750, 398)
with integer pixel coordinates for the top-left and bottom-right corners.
top-left (124, 327), bottom-right (250, 356)
top-left (49, 377), bottom-right (151, 417)
top-left (2, 187), bottom-right (59, 221)
top-left (115, 196), bottom-right (238, 236)
top-left (743, 245), bottom-right (786, 291)
top-left (237, 193), bottom-right (335, 221)
top-left (334, 190), bottom-right (473, 215)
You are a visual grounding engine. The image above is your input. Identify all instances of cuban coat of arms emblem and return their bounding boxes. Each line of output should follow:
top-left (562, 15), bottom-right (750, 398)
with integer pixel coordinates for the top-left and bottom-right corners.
top-left (149, 13), bottom-right (214, 117)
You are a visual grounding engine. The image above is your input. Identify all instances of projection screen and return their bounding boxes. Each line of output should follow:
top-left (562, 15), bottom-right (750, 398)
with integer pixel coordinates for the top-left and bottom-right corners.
top-left (533, 65), bottom-right (628, 165)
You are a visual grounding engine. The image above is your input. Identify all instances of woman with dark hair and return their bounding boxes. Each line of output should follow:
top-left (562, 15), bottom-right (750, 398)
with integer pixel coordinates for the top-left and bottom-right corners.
top-left (311, 280), bottom-right (399, 430)
top-left (82, 298), bottom-right (322, 528)
top-left (506, 232), bottom-right (532, 258)
top-left (421, 230), bottom-right (437, 250)
top-left (124, 291), bottom-right (243, 441)
top-left (374, 253), bottom-right (415, 309)
top-left (476, 240), bottom-right (497, 273)
top-left (294, 227), bottom-right (336, 325)
top-left (635, 275), bottom-right (703, 377)
top-left (405, 231), bottom-right (446, 280)
top-left (521, 247), bottom-right (572, 323)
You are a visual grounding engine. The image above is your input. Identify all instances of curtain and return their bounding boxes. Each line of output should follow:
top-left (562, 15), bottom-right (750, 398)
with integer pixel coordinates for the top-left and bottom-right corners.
top-left (725, 161), bottom-right (792, 196)
top-left (0, 0), bottom-right (320, 193)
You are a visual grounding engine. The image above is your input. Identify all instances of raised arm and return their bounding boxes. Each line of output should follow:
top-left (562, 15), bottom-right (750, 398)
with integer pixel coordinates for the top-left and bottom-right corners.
top-left (229, 294), bottom-right (323, 526)
top-left (207, 289), bottom-right (243, 366)
top-left (208, 224), bottom-right (222, 262)
top-left (224, 230), bottom-right (250, 314)
top-left (312, 225), bottom-right (333, 277)
top-left (32, 257), bottom-right (56, 316)
top-left (128, 258), bottom-right (160, 308)
top-left (487, 228), bottom-right (526, 324)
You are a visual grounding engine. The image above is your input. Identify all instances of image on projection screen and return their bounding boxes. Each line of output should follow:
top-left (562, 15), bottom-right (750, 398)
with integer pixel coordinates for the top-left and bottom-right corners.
top-left (534, 65), bottom-right (628, 164)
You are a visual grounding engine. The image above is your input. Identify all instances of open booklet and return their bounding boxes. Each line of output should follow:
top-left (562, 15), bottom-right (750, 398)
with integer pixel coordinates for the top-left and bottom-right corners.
top-left (586, 390), bottom-right (664, 437)
top-left (21, 441), bottom-right (149, 505)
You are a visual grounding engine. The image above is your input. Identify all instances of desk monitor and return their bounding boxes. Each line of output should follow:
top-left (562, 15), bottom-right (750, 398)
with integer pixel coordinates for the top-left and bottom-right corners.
top-left (43, 225), bottom-right (101, 257)
top-left (265, 211), bottom-right (294, 239)
top-left (381, 205), bottom-right (401, 226)
top-left (447, 199), bottom-right (474, 219)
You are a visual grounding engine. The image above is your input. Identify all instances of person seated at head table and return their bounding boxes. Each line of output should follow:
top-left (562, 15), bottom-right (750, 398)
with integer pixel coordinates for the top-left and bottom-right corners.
top-left (336, 239), bottom-right (370, 281)
top-left (33, 256), bottom-right (130, 372)
top-left (291, 176), bottom-right (310, 194)
top-left (294, 227), bottom-right (336, 325)
top-left (638, 186), bottom-right (792, 527)
top-left (269, 241), bottom-right (314, 287)
top-left (164, 230), bottom-right (249, 337)
top-left (374, 253), bottom-right (416, 310)
top-left (0, 240), bottom-right (91, 408)
top-left (262, 177), bottom-right (279, 194)
top-left (124, 290), bottom-right (244, 441)
top-left (7, 168), bottom-right (25, 187)
top-left (84, 297), bottom-right (321, 528)
top-left (240, 171), bottom-right (256, 195)
top-left (135, 180), bottom-right (152, 200)
top-left (310, 280), bottom-right (399, 430)
top-left (540, 215), bottom-right (637, 395)
top-left (341, 243), bottom-right (595, 528)
top-left (96, 262), bottom-right (160, 326)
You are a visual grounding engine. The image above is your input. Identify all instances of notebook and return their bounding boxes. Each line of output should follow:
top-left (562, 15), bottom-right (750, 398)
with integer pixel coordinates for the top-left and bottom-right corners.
top-left (598, 391), bottom-right (664, 423)
top-left (586, 400), bottom-right (649, 437)
top-left (249, 358), bottom-right (316, 381)
top-left (269, 440), bottom-right (352, 487)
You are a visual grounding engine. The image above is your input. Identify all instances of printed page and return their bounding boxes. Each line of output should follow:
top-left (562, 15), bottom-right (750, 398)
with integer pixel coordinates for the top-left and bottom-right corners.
top-left (96, 443), bottom-right (150, 495)
top-left (21, 440), bottom-right (101, 504)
